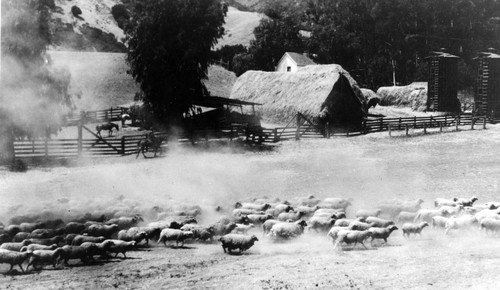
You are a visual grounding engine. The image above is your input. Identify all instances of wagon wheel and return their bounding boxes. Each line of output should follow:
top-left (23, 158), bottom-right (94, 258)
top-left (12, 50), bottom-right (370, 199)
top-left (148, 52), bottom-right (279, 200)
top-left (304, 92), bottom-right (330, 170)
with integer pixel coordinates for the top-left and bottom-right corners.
top-left (141, 145), bottom-right (158, 158)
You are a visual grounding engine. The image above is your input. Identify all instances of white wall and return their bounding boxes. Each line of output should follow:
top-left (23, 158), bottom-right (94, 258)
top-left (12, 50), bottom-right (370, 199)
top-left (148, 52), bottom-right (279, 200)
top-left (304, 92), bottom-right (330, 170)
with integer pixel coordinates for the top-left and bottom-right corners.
top-left (276, 55), bottom-right (297, 72)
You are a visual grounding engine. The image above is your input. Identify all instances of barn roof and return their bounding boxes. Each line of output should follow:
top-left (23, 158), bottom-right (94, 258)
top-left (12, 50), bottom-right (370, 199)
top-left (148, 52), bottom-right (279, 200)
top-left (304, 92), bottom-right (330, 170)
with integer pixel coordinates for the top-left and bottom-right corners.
top-left (282, 52), bottom-right (316, 66)
top-left (230, 64), bottom-right (366, 124)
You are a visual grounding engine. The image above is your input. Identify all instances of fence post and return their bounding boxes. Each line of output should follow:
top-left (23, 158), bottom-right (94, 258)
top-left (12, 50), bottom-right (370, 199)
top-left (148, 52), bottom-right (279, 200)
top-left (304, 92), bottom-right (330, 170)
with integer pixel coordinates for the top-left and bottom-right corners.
top-left (455, 117), bottom-right (459, 131)
top-left (458, 115), bottom-right (461, 126)
top-left (78, 111), bottom-right (84, 156)
top-left (423, 123), bottom-right (427, 134)
top-left (325, 122), bottom-right (330, 138)
top-left (296, 114), bottom-right (301, 140)
top-left (121, 136), bottom-right (126, 155)
top-left (274, 128), bottom-right (278, 143)
top-left (471, 118), bottom-right (475, 130)
top-left (44, 136), bottom-right (48, 158)
top-left (405, 124), bottom-right (409, 136)
top-left (430, 116), bottom-right (434, 127)
top-left (483, 117), bottom-right (487, 129)
top-left (398, 117), bottom-right (402, 130)
top-left (414, 116), bottom-right (417, 128)
top-left (445, 116), bottom-right (448, 126)
top-left (230, 126), bottom-right (233, 141)
top-left (388, 125), bottom-right (392, 137)
top-left (363, 120), bottom-right (367, 134)
top-left (439, 122), bottom-right (443, 132)
top-left (379, 118), bottom-right (383, 131)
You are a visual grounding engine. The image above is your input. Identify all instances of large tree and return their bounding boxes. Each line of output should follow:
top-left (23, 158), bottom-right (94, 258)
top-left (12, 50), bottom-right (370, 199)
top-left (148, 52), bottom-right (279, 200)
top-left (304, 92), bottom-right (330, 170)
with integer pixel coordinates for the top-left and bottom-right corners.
top-left (1, 0), bottom-right (72, 160)
top-left (126, 0), bottom-right (227, 129)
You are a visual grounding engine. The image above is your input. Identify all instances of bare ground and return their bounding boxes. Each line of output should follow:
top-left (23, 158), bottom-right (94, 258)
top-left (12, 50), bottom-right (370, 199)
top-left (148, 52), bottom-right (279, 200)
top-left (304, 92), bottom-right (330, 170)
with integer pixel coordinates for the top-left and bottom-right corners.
top-left (1, 124), bottom-right (500, 289)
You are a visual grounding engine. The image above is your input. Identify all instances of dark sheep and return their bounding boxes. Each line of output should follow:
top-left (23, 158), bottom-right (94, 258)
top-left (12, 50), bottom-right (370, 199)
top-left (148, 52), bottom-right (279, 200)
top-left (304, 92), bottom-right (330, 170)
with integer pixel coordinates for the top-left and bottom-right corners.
top-left (29, 236), bottom-right (64, 246)
top-left (60, 245), bottom-right (92, 265)
top-left (85, 224), bottom-right (119, 238)
top-left (80, 240), bottom-right (115, 261)
top-left (219, 234), bottom-right (258, 254)
top-left (64, 222), bottom-right (86, 234)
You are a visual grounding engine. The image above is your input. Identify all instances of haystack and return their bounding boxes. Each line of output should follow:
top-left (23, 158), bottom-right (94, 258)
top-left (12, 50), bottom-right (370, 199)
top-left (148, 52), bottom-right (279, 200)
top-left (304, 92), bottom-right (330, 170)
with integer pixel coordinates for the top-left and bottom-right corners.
top-left (377, 83), bottom-right (428, 112)
top-left (230, 64), bottom-right (366, 125)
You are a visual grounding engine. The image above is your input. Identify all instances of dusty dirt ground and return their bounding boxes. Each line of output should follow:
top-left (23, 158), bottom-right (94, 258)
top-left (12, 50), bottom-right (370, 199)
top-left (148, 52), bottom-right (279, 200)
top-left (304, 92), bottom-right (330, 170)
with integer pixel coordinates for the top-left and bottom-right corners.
top-left (1, 124), bottom-right (500, 289)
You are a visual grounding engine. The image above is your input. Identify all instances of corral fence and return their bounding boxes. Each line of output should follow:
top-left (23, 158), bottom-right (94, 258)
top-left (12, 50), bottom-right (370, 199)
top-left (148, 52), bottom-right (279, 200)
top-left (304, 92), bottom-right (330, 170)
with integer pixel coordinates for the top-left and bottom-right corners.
top-left (8, 113), bottom-right (490, 159)
top-left (63, 107), bottom-right (125, 126)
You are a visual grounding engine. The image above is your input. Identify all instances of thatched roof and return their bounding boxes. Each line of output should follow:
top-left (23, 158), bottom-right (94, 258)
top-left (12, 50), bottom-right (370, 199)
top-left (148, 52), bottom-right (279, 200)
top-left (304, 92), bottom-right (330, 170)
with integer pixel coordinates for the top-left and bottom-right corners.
top-left (377, 83), bottom-right (428, 112)
top-left (231, 64), bottom-right (366, 125)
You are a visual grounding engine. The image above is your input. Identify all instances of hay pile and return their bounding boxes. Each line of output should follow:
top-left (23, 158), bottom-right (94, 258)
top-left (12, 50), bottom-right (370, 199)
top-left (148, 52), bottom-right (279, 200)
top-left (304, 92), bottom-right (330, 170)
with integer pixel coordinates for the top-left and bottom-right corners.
top-left (231, 64), bottom-right (365, 125)
top-left (377, 83), bottom-right (427, 112)
top-left (203, 65), bottom-right (237, 99)
top-left (361, 88), bottom-right (379, 103)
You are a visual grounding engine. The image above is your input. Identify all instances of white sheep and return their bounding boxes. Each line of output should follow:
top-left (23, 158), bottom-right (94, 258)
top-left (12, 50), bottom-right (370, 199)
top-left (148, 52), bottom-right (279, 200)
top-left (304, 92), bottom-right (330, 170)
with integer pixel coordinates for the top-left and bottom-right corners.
top-left (246, 214), bottom-right (273, 224)
top-left (378, 199), bottom-right (424, 218)
top-left (262, 219), bottom-right (283, 236)
top-left (233, 223), bottom-right (255, 234)
top-left (307, 216), bottom-right (336, 232)
top-left (402, 222), bottom-right (429, 238)
top-left (355, 209), bottom-right (382, 219)
top-left (444, 215), bottom-right (477, 235)
top-left (232, 208), bottom-right (264, 217)
top-left (27, 248), bottom-right (65, 270)
top-left (277, 211), bottom-right (305, 222)
top-left (431, 216), bottom-right (449, 229)
top-left (20, 244), bottom-right (58, 253)
top-left (438, 205), bottom-right (463, 216)
top-left (474, 208), bottom-right (500, 222)
top-left (479, 218), bottom-right (500, 235)
top-left (434, 197), bottom-right (458, 207)
top-left (270, 220), bottom-right (308, 240)
top-left (157, 229), bottom-right (194, 247)
top-left (71, 235), bottom-right (106, 246)
top-left (235, 202), bottom-right (271, 212)
top-left (219, 234), bottom-right (258, 254)
top-left (0, 249), bottom-right (32, 272)
top-left (368, 225), bottom-right (398, 244)
top-left (105, 239), bottom-right (137, 258)
top-left (334, 230), bottom-right (373, 249)
top-left (456, 196), bottom-right (478, 207)
top-left (117, 229), bottom-right (148, 244)
top-left (347, 220), bottom-right (376, 231)
top-left (180, 224), bottom-right (216, 241)
top-left (327, 226), bottom-right (348, 243)
top-left (0, 240), bottom-right (32, 252)
top-left (318, 198), bottom-right (352, 210)
top-left (365, 217), bottom-right (395, 228)
top-left (413, 208), bottom-right (448, 223)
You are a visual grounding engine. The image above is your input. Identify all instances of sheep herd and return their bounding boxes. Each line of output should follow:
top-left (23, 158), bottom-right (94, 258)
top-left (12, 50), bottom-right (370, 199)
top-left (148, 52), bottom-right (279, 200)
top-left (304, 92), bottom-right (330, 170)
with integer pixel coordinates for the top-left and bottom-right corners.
top-left (0, 193), bottom-right (499, 274)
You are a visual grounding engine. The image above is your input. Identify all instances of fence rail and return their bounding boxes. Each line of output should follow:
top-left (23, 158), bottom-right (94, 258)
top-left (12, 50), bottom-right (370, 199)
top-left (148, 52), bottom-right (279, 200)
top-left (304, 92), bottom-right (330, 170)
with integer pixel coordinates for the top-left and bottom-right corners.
top-left (9, 113), bottom-right (489, 159)
top-left (63, 107), bottom-right (125, 126)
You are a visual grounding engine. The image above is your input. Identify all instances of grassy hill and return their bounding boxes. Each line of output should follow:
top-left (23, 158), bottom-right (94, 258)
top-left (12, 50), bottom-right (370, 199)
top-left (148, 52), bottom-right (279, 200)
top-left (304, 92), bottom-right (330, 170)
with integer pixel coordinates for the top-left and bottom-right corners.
top-left (215, 7), bottom-right (264, 49)
top-left (48, 51), bottom-right (236, 111)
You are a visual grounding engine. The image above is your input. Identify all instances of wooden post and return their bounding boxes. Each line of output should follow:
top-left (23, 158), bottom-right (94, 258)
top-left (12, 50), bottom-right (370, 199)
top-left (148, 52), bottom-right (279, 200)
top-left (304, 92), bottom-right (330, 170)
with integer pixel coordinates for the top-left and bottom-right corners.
top-left (405, 124), bottom-right (409, 136)
top-left (388, 125), bottom-right (392, 137)
top-left (121, 136), bottom-right (126, 155)
top-left (483, 117), bottom-right (487, 129)
top-left (430, 116), bottom-right (434, 128)
top-left (325, 122), bottom-right (330, 138)
top-left (423, 123), bottom-right (427, 134)
top-left (444, 116), bottom-right (448, 126)
top-left (363, 120), bottom-right (367, 134)
top-left (471, 118), bottom-right (475, 130)
top-left (413, 116), bottom-right (417, 128)
top-left (44, 138), bottom-right (48, 157)
top-left (230, 126), bottom-right (233, 141)
top-left (458, 115), bottom-right (461, 126)
top-left (274, 128), bottom-right (278, 143)
top-left (455, 117), bottom-right (459, 131)
top-left (379, 118), bottom-right (383, 131)
top-left (296, 114), bottom-right (301, 140)
top-left (439, 122), bottom-right (442, 132)
top-left (78, 111), bottom-right (84, 156)
top-left (398, 117), bottom-right (402, 130)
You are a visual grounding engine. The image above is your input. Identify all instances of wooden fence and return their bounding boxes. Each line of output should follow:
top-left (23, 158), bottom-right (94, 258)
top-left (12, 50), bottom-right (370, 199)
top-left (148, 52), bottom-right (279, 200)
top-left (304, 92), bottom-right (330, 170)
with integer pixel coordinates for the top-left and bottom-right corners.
top-left (63, 107), bottom-right (125, 126)
top-left (9, 113), bottom-right (489, 159)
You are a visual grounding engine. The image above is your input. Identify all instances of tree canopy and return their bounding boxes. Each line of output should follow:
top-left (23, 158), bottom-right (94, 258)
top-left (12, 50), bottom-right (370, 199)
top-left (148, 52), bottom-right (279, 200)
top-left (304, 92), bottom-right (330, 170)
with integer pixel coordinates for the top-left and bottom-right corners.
top-left (126, 0), bottom-right (227, 129)
top-left (233, 0), bottom-right (500, 90)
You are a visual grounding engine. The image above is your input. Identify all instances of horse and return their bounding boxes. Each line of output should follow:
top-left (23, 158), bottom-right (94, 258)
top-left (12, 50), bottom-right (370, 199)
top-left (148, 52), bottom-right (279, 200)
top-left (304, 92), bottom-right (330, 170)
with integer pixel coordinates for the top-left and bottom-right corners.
top-left (136, 134), bottom-right (166, 158)
top-left (96, 122), bottom-right (119, 137)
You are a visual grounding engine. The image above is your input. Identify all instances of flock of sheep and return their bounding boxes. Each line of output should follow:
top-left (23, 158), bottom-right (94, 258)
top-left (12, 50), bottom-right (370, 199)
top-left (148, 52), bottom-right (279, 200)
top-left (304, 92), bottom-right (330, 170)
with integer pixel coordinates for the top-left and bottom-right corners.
top-left (0, 193), bottom-right (499, 274)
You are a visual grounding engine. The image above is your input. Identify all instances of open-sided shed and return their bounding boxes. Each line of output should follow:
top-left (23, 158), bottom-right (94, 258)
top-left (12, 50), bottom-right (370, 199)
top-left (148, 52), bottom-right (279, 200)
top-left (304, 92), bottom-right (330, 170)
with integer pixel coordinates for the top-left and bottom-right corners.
top-left (230, 64), bottom-right (366, 126)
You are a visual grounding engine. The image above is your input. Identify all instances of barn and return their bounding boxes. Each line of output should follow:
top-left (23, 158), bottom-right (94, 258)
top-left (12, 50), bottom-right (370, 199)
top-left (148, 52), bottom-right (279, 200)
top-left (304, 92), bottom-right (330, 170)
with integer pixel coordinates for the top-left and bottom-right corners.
top-left (426, 51), bottom-right (461, 113)
top-left (231, 64), bottom-right (367, 126)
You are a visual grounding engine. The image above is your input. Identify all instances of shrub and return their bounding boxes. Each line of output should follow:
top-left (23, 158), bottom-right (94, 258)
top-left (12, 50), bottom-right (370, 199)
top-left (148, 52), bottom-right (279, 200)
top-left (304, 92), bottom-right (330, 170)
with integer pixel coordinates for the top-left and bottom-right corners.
top-left (9, 159), bottom-right (27, 172)
top-left (111, 4), bottom-right (130, 30)
top-left (71, 5), bottom-right (82, 17)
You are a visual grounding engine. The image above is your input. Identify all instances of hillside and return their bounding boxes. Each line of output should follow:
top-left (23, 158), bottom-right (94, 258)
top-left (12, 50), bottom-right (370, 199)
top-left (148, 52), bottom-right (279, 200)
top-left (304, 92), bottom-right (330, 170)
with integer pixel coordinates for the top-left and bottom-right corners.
top-left (215, 7), bottom-right (264, 49)
top-left (48, 51), bottom-right (236, 111)
top-left (49, 1), bottom-right (262, 52)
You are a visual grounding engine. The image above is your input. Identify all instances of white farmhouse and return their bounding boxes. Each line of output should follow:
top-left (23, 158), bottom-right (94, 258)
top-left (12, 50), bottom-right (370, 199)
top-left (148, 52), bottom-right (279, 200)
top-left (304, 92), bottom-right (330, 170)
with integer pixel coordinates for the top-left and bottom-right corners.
top-left (276, 52), bottom-right (316, 72)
